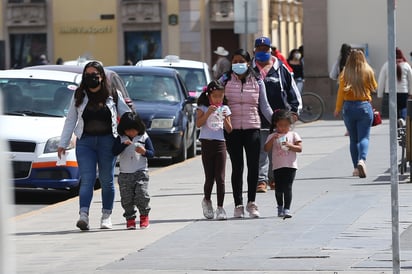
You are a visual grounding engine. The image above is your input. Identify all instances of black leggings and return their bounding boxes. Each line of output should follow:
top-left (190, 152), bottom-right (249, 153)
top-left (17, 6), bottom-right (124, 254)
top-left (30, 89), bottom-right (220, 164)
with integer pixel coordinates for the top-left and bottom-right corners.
top-left (397, 93), bottom-right (409, 120)
top-left (226, 129), bottom-right (260, 206)
top-left (201, 139), bottom-right (227, 207)
top-left (273, 168), bottom-right (296, 209)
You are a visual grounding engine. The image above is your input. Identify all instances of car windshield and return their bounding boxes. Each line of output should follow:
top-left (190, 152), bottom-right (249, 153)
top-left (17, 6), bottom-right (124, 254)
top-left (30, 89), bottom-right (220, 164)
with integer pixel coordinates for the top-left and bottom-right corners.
top-left (0, 79), bottom-right (77, 117)
top-left (172, 68), bottom-right (206, 93)
top-left (119, 74), bottom-right (181, 103)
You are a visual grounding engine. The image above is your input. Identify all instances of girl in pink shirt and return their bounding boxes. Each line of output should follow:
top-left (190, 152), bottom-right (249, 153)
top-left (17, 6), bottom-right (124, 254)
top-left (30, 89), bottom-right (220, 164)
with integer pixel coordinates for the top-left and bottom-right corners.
top-left (264, 109), bottom-right (302, 218)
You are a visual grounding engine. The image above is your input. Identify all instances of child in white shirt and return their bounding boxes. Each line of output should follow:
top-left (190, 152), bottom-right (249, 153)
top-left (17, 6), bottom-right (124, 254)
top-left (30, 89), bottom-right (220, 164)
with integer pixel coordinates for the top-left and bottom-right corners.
top-left (196, 80), bottom-right (232, 220)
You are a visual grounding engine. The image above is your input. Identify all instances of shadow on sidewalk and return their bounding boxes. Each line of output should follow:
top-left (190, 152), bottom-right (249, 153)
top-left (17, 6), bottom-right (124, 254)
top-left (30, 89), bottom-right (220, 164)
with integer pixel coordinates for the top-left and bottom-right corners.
top-left (296, 175), bottom-right (356, 181)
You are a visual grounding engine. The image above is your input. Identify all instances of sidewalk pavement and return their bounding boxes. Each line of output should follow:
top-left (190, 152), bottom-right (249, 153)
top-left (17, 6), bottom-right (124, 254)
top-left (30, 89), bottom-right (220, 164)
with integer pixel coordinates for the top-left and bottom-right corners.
top-left (10, 119), bottom-right (412, 274)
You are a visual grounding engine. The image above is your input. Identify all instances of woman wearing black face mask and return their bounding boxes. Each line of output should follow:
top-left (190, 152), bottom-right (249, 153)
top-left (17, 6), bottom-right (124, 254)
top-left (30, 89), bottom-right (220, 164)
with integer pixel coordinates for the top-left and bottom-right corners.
top-left (57, 61), bottom-right (132, 231)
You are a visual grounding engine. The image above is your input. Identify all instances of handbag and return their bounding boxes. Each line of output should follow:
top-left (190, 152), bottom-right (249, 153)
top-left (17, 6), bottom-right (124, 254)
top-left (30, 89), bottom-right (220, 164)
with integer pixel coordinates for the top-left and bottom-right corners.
top-left (372, 109), bottom-right (382, 126)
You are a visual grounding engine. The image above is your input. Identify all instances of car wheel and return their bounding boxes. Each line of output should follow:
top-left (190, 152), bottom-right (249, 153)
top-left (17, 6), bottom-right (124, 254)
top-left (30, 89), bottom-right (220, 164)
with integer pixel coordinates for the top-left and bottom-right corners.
top-left (172, 132), bottom-right (187, 163)
top-left (187, 126), bottom-right (196, 159)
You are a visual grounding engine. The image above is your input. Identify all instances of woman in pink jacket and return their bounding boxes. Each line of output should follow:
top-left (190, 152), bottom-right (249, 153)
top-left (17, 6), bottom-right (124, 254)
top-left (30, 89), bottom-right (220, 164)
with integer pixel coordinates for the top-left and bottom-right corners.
top-left (219, 48), bottom-right (273, 218)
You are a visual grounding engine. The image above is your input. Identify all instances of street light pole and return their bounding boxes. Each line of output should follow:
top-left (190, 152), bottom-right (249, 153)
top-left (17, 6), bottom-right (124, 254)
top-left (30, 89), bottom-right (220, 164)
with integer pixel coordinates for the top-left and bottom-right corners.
top-left (387, 0), bottom-right (400, 273)
top-left (244, 1), bottom-right (248, 51)
top-left (0, 94), bottom-right (15, 274)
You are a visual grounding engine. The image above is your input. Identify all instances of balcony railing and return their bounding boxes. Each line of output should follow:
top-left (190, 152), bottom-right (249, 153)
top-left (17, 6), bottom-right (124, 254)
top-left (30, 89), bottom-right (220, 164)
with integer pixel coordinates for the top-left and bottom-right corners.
top-left (210, 0), bottom-right (234, 22)
top-left (121, 0), bottom-right (161, 24)
top-left (6, 2), bottom-right (46, 26)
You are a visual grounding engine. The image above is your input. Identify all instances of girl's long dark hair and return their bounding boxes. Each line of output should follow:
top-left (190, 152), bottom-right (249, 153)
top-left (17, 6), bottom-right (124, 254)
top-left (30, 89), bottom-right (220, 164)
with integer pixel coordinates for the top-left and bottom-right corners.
top-left (396, 47), bottom-right (407, 82)
top-left (197, 80), bottom-right (228, 106)
top-left (74, 61), bottom-right (111, 107)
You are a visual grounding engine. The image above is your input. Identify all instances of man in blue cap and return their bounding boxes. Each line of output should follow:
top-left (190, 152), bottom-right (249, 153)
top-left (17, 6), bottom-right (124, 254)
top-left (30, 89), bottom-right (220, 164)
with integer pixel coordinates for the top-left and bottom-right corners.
top-left (253, 36), bottom-right (301, 195)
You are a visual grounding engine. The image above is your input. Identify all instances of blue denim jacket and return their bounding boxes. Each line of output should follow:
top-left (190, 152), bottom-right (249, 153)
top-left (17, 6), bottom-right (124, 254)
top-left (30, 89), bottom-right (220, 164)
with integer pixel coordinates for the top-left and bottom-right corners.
top-left (59, 89), bottom-right (131, 148)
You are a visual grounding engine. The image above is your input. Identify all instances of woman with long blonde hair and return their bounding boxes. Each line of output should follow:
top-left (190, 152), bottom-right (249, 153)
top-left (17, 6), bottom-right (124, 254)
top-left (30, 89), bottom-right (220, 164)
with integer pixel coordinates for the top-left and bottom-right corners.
top-left (334, 50), bottom-right (377, 178)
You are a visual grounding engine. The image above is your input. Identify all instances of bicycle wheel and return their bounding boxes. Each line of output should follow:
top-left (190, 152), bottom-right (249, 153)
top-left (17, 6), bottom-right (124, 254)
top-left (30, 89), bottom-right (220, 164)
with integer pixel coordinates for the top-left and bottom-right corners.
top-left (299, 92), bottom-right (324, 123)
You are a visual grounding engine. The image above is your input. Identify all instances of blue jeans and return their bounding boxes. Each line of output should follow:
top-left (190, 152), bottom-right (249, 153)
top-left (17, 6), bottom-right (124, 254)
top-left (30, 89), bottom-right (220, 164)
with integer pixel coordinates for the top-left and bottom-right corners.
top-left (76, 134), bottom-right (116, 214)
top-left (342, 101), bottom-right (373, 168)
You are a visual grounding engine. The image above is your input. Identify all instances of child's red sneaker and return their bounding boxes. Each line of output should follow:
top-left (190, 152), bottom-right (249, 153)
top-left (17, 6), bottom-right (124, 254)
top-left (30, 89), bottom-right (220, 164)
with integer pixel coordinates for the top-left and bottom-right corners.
top-left (140, 215), bottom-right (149, 229)
top-left (126, 219), bottom-right (136, 230)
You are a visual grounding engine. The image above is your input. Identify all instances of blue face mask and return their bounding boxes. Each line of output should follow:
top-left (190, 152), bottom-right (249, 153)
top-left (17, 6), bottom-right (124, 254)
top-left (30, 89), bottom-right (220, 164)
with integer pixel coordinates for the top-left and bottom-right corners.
top-left (232, 63), bottom-right (248, 75)
top-left (255, 51), bottom-right (271, 62)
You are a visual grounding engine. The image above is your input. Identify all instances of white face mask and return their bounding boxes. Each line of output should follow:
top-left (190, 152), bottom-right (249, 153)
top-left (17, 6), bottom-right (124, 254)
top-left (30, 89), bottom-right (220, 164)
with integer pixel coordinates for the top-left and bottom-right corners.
top-left (293, 53), bottom-right (302, 60)
top-left (232, 63), bottom-right (248, 75)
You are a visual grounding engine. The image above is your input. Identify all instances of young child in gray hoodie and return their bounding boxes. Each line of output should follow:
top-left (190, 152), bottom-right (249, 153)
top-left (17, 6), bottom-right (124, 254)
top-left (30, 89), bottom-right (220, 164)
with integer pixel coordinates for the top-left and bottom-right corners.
top-left (113, 112), bottom-right (154, 229)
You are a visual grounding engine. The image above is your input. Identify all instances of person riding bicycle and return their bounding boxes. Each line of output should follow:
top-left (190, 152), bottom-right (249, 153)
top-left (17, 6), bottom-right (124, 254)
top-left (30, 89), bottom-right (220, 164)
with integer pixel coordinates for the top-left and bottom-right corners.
top-left (252, 36), bottom-right (302, 193)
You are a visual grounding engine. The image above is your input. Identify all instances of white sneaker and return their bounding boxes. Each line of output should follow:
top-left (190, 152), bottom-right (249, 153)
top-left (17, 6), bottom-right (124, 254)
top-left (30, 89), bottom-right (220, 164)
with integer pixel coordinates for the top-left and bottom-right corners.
top-left (233, 205), bottom-right (245, 218)
top-left (76, 212), bottom-right (89, 231)
top-left (201, 198), bottom-right (214, 219)
top-left (283, 209), bottom-right (292, 218)
top-left (215, 207), bottom-right (227, 220)
top-left (357, 160), bottom-right (367, 178)
top-left (246, 201), bottom-right (260, 218)
top-left (100, 213), bottom-right (112, 229)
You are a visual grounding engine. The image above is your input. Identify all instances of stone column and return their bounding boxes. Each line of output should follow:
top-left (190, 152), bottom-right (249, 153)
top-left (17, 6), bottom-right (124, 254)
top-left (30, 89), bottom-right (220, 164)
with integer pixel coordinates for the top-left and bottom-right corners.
top-left (302, 0), bottom-right (334, 115)
top-left (279, 0), bottom-right (289, 56)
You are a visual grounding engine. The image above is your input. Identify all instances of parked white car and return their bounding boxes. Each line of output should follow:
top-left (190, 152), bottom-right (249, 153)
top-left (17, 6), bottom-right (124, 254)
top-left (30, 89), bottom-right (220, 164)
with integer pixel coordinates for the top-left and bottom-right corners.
top-left (0, 67), bottom-right (131, 192)
top-left (136, 55), bottom-right (212, 98)
top-left (0, 69), bottom-right (81, 191)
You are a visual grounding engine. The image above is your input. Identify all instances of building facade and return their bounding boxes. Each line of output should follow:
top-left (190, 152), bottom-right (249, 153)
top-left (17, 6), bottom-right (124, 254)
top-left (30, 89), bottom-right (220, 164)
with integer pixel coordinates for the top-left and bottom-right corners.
top-left (304, 0), bottom-right (412, 114)
top-left (3, 0), bottom-right (411, 115)
top-left (0, 0), bottom-right (303, 69)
